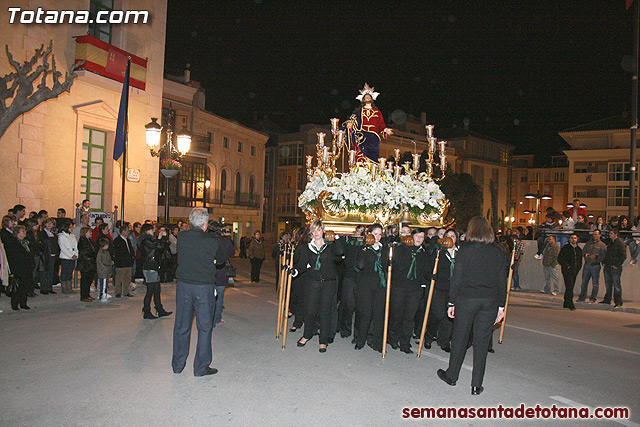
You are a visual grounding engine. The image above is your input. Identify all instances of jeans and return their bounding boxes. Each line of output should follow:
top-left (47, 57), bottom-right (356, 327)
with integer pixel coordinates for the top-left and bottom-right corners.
top-left (511, 265), bottom-right (520, 289)
top-left (602, 266), bottom-right (623, 306)
top-left (172, 281), bottom-right (216, 376)
top-left (578, 263), bottom-right (601, 301)
top-left (213, 285), bottom-right (226, 326)
top-left (60, 259), bottom-right (76, 281)
top-left (98, 278), bottom-right (109, 299)
top-left (543, 266), bottom-right (559, 293)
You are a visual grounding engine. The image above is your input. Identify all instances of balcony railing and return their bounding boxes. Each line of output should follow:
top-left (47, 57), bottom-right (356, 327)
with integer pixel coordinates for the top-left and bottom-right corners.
top-left (159, 191), bottom-right (261, 209)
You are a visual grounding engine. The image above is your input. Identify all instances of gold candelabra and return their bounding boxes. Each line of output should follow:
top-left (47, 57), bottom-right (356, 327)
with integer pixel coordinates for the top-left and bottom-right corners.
top-left (306, 120), bottom-right (447, 182)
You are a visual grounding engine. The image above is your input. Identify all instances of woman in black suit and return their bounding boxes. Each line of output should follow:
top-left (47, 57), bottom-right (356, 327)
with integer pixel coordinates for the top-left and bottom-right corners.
top-left (437, 216), bottom-right (507, 395)
top-left (354, 223), bottom-right (388, 353)
top-left (292, 219), bottom-right (344, 353)
top-left (77, 226), bottom-right (97, 302)
top-left (5, 225), bottom-right (35, 310)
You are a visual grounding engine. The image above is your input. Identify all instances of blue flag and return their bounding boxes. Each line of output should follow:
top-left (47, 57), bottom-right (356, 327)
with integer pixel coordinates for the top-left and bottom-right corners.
top-left (113, 59), bottom-right (130, 162)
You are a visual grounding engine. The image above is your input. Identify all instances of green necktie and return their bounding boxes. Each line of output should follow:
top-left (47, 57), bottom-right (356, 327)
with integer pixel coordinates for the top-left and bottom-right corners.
top-left (368, 246), bottom-right (386, 287)
top-left (407, 246), bottom-right (424, 280)
top-left (313, 243), bottom-right (327, 270)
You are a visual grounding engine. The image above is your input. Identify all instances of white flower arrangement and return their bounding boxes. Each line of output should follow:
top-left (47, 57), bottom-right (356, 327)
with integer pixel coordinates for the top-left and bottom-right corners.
top-left (299, 165), bottom-right (446, 217)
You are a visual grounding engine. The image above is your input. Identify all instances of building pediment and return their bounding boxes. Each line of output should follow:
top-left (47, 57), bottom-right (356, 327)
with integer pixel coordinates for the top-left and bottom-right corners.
top-left (73, 101), bottom-right (119, 123)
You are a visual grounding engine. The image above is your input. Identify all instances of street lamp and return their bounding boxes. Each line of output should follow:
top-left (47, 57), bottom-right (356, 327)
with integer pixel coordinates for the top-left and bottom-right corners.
top-left (145, 110), bottom-right (191, 223)
top-left (525, 193), bottom-right (552, 230)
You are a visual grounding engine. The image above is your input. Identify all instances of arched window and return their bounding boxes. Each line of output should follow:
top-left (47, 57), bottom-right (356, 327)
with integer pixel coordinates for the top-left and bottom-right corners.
top-left (249, 175), bottom-right (256, 199)
top-left (235, 172), bottom-right (242, 198)
top-left (221, 169), bottom-right (227, 191)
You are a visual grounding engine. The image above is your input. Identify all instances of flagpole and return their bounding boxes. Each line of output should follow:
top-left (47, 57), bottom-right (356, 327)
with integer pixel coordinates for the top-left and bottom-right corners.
top-left (121, 58), bottom-right (131, 222)
top-left (629, 1), bottom-right (639, 220)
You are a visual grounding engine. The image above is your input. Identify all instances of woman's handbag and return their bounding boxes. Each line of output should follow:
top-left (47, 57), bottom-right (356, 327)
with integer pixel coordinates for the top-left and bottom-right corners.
top-left (4, 276), bottom-right (19, 297)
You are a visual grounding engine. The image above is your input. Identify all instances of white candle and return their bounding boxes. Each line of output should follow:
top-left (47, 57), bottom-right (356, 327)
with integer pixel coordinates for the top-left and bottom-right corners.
top-left (330, 118), bottom-right (339, 133)
top-left (317, 132), bottom-right (326, 147)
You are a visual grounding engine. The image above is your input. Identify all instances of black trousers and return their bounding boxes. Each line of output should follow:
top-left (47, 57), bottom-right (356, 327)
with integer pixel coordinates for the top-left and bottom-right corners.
top-left (561, 268), bottom-right (578, 307)
top-left (445, 297), bottom-right (497, 387)
top-left (144, 282), bottom-right (164, 312)
top-left (426, 288), bottom-right (453, 347)
top-left (338, 276), bottom-right (357, 337)
top-left (250, 257), bottom-right (264, 282)
top-left (79, 270), bottom-right (93, 300)
top-left (172, 281), bottom-right (216, 376)
top-left (414, 288), bottom-right (427, 336)
top-left (389, 286), bottom-right (422, 350)
top-left (302, 279), bottom-right (337, 345)
top-left (290, 277), bottom-right (305, 328)
top-left (355, 279), bottom-right (386, 350)
top-left (11, 275), bottom-right (30, 308)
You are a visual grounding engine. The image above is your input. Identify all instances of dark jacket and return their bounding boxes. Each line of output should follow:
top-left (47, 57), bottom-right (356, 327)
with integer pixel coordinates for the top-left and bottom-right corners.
top-left (343, 237), bottom-right (365, 280)
top-left (603, 238), bottom-right (627, 269)
top-left (113, 234), bottom-right (135, 268)
top-left (294, 239), bottom-right (345, 282)
top-left (77, 236), bottom-right (97, 273)
top-left (176, 228), bottom-right (229, 285)
top-left (213, 234), bottom-right (236, 286)
top-left (355, 244), bottom-right (390, 287)
top-left (138, 233), bottom-right (167, 272)
top-left (4, 236), bottom-right (35, 282)
top-left (449, 242), bottom-right (508, 307)
top-left (431, 247), bottom-right (457, 291)
top-left (391, 244), bottom-right (431, 288)
top-left (27, 231), bottom-right (48, 272)
top-left (557, 243), bottom-right (583, 273)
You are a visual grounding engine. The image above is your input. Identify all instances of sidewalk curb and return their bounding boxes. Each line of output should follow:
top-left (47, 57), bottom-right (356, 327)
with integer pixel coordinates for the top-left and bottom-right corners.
top-left (509, 291), bottom-right (640, 314)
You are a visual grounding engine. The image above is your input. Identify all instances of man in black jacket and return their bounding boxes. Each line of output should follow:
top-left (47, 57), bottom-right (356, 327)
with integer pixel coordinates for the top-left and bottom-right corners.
top-left (557, 234), bottom-right (582, 311)
top-left (172, 208), bottom-right (229, 377)
top-left (113, 224), bottom-right (135, 298)
top-left (600, 228), bottom-right (627, 307)
top-left (338, 224), bottom-right (365, 339)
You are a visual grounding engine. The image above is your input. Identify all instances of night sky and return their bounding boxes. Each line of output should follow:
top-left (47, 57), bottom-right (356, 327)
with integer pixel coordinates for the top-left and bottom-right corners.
top-left (165, 1), bottom-right (635, 158)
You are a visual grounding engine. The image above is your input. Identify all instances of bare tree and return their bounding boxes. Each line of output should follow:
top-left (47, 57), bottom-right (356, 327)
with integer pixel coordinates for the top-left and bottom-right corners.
top-left (0, 40), bottom-right (83, 138)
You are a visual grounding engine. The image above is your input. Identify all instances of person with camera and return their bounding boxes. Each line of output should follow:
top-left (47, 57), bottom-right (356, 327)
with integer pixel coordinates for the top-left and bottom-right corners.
top-left (138, 223), bottom-right (172, 319)
top-left (207, 220), bottom-right (236, 327)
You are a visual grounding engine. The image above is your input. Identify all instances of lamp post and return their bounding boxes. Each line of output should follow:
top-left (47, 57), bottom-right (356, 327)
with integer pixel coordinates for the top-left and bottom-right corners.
top-left (525, 193), bottom-right (552, 231)
top-left (145, 110), bottom-right (191, 223)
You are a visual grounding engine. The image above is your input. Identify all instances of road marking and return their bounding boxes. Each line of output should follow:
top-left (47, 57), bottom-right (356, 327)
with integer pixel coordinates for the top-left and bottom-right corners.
top-left (507, 325), bottom-right (640, 356)
top-left (266, 300), bottom-right (278, 306)
top-left (550, 396), bottom-right (639, 427)
top-left (420, 350), bottom-right (472, 372)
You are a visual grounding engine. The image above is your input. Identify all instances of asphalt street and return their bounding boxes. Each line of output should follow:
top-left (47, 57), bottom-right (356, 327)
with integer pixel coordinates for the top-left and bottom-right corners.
top-left (1, 258), bottom-right (639, 426)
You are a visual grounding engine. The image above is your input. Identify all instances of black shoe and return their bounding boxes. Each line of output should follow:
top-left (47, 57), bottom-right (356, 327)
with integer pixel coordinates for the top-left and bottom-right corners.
top-left (11, 305), bottom-right (19, 311)
top-left (488, 348), bottom-right (495, 353)
top-left (40, 291), bottom-right (49, 295)
top-left (116, 294), bottom-right (122, 298)
top-left (143, 311), bottom-right (157, 319)
top-left (319, 346), bottom-right (327, 353)
top-left (20, 305), bottom-right (31, 310)
top-left (599, 300), bottom-right (610, 305)
top-left (563, 302), bottom-right (576, 310)
top-left (437, 369), bottom-right (456, 386)
top-left (196, 367), bottom-right (218, 377)
top-left (297, 338), bottom-right (308, 347)
top-left (441, 346), bottom-right (451, 353)
top-left (390, 342), bottom-right (399, 350)
top-left (423, 341), bottom-right (432, 349)
top-left (400, 347), bottom-right (414, 354)
top-left (157, 310), bottom-right (173, 317)
top-left (368, 343), bottom-right (382, 353)
top-left (49, 290), bottom-right (57, 294)
top-left (289, 326), bottom-right (297, 332)
top-left (614, 303), bottom-right (623, 308)
top-left (471, 386), bottom-right (484, 395)
top-left (354, 343), bottom-right (364, 350)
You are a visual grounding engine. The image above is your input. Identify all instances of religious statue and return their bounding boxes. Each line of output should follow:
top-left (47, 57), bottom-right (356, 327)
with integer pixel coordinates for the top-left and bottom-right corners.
top-left (345, 83), bottom-right (393, 162)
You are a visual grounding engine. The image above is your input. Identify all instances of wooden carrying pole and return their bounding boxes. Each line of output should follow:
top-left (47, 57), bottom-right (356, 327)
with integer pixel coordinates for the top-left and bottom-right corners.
top-left (417, 250), bottom-right (441, 358)
top-left (276, 247), bottom-right (287, 339)
top-left (382, 245), bottom-right (394, 358)
top-left (499, 248), bottom-right (517, 344)
top-left (281, 248), bottom-right (295, 349)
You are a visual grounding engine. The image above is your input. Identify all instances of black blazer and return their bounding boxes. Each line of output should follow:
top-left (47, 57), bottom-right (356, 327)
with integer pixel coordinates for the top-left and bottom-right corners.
top-left (355, 244), bottom-right (390, 287)
top-left (113, 235), bottom-right (134, 268)
top-left (390, 244), bottom-right (431, 288)
top-left (293, 240), bottom-right (345, 282)
top-left (449, 242), bottom-right (508, 307)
